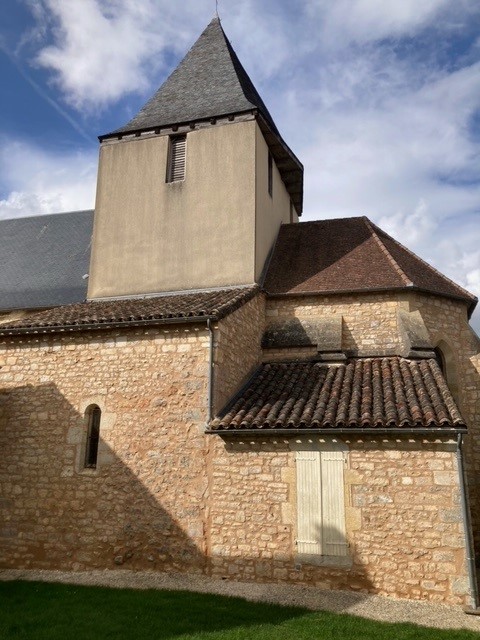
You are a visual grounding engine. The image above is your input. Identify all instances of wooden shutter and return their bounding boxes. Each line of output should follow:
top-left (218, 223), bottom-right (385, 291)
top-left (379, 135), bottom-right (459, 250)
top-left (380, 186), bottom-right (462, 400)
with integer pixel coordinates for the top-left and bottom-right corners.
top-left (167, 135), bottom-right (186, 182)
top-left (296, 448), bottom-right (348, 557)
top-left (296, 450), bottom-right (322, 555)
top-left (320, 450), bottom-right (348, 556)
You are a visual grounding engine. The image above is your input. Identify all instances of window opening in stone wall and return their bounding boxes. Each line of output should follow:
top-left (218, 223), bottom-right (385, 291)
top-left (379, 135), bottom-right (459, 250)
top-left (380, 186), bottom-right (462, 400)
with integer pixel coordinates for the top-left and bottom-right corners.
top-left (434, 341), bottom-right (459, 403)
top-left (268, 151), bottom-right (273, 197)
top-left (84, 405), bottom-right (101, 469)
top-left (166, 135), bottom-right (187, 182)
top-left (434, 346), bottom-right (446, 374)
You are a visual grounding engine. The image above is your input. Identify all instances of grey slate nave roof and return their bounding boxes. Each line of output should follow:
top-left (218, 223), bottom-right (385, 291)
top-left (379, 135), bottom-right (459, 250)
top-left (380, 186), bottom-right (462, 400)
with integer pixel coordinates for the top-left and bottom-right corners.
top-left (0, 210), bottom-right (93, 311)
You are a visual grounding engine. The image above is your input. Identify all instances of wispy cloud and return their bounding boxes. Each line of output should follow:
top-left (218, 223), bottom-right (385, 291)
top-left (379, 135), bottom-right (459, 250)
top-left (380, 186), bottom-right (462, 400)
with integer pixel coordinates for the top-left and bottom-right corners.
top-left (0, 139), bottom-right (97, 219)
top-left (28, 0), bottom-right (211, 110)
top-left (0, 40), bottom-right (92, 142)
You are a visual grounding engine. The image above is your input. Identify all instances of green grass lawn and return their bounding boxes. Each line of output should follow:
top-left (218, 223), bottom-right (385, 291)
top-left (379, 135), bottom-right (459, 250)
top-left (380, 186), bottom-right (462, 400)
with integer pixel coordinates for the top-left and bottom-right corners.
top-left (1, 580), bottom-right (479, 640)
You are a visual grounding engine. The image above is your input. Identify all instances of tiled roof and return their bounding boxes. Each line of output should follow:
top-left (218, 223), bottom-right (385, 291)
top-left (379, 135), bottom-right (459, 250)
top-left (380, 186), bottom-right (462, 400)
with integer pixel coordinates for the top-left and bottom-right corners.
top-left (263, 217), bottom-right (477, 312)
top-left (209, 358), bottom-right (466, 432)
top-left (0, 287), bottom-right (259, 335)
top-left (0, 210), bottom-right (93, 312)
top-left (105, 18), bottom-right (278, 137)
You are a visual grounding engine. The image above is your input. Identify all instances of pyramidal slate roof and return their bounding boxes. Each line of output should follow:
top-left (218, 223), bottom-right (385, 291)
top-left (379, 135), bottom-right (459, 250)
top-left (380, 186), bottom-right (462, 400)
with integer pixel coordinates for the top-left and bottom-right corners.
top-left (264, 216), bottom-right (477, 313)
top-left (0, 210), bottom-right (93, 312)
top-left (108, 17), bottom-right (279, 136)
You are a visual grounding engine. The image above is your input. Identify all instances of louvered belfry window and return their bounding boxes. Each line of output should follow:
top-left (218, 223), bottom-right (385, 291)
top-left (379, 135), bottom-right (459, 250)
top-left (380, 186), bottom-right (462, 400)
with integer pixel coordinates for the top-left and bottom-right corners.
top-left (167, 135), bottom-right (187, 182)
top-left (295, 449), bottom-right (348, 557)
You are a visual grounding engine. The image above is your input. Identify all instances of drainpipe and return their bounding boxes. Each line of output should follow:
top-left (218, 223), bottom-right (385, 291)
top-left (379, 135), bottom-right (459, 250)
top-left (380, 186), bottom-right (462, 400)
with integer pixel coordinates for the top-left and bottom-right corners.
top-left (457, 433), bottom-right (479, 611)
top-left (206, 319), bottom-right (214, 423)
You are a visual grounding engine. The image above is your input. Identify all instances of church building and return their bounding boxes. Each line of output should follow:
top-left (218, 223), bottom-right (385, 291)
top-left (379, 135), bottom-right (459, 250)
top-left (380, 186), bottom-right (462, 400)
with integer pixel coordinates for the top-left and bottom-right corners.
top-left (1, 18), bottom-right (480, 607)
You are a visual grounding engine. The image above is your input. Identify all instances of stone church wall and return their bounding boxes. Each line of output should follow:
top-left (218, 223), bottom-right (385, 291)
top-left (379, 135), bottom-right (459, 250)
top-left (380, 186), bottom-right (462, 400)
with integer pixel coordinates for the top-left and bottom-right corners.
top-left (408, 293), bottom-right (480, 554)
top-left (265, 291), bottom-right (406, 357)
top-left (213, 293), bottom-right (265, 413)
top-left (0, 290), bottom-right (477, 606)
top-left (0, 325), bottom-right (212, 572)
top-left (262, 290), bottom-right (480, 600)
top-left (208, 436), bottom-right (469, 605)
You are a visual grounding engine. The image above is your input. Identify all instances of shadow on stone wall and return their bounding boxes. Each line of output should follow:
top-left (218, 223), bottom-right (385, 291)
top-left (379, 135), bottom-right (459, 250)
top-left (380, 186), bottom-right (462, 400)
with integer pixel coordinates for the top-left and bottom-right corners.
top-left (461, 337), bottom-right (480, 577)
top-left (0, 382), bottom-right (373, 612)
top-left (0, 383), bottom-right (204, 573)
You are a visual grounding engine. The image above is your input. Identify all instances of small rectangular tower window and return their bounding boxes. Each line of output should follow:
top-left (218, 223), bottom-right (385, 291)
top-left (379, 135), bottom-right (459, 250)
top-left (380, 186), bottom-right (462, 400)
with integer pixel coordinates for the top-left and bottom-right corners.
top-left (268, 151), bottom-right (273, 197)
top-left (166, 135), bottom-right (187, 182)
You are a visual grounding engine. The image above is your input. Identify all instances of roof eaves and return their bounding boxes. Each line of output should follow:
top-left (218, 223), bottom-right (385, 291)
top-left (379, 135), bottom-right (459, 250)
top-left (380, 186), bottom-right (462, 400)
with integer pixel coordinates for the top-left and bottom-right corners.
top-left (256, 113), bottom-right (304, 215)
top-left (98, 109), bottom-right (257, 142)
top-left (264, 285), bottom-right (476, 309)
top-left (0, 286), bottom-right (261, 337)
top-left (0, 314), bottom-right (215, 337)
top-left (206, 427), bottom-right (467, 436)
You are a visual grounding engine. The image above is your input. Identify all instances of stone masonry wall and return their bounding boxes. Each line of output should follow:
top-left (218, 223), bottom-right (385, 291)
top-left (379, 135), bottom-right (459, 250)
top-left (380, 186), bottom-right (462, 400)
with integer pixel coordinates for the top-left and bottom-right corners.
top-left (0, 288), bottom-right (477, 606)
top-left (0, 324), bottom-right (211, 572)
top-left (208, 436), bottom-right (469, 605)
top-left (265, 291), bottom-right (480, 564)
top-left (213, 293), bottom-right (265, 413)
top-left (408, 293), bottom-right (480, 553)
top-left (265, 292), bottom-right (406, 356)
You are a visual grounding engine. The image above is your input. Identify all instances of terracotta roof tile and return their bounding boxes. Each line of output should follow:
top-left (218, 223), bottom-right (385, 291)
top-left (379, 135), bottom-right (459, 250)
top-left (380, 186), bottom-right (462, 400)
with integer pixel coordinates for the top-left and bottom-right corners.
top-left (209, 358), bottom-right (466, 432)
top-left (0, 287), bottom-right (259, 335)
top-left (263, 217), bottom-right (477, 312)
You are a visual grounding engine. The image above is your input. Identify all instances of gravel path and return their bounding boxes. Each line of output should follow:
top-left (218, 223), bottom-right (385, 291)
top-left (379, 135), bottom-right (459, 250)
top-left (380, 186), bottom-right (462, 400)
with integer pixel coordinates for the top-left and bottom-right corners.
top-left (2, 568), bottom-right (480, 633)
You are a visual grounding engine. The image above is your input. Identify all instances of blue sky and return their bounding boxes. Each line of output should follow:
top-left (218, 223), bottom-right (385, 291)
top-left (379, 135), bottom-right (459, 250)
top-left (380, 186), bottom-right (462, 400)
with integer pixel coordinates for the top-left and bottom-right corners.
top-left (1, 0), bottom-right (480, 331)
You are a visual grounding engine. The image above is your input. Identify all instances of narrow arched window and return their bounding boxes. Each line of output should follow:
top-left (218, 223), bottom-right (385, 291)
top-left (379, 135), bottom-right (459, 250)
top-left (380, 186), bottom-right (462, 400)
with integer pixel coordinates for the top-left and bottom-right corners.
top-left (84, 405), bottom-right (101, 469)
top-left (434, 341), bottom-right (459, 403)
top-left (434, 347), bottom-right (446, 374)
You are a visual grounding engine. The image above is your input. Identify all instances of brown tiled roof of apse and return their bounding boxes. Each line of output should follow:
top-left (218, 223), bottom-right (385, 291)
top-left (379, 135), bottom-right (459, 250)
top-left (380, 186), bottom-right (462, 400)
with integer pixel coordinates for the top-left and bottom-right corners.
top-left (209, 358), bottom-right (466, 432)
top-left (0, 286), bottom-right (259, 335)
top-left (263, 217), bottom-right (476, 311)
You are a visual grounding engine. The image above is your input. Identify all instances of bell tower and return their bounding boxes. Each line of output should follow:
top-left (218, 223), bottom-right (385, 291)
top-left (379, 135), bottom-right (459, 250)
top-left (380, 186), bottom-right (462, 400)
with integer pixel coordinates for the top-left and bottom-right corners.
top-left (87, 18), bottom-right (303, 299)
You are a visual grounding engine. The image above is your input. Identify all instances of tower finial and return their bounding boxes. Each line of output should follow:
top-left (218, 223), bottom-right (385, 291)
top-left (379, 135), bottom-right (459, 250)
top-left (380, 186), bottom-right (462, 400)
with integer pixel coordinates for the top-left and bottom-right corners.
top-left (215, 0), bottom-right (220, 18)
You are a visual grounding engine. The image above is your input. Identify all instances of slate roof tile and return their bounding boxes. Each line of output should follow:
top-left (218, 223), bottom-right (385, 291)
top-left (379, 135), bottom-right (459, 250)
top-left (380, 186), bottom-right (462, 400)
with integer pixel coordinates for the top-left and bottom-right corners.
top-left (209, 358), bottom-right (465, 431)
top-left (0, 210), bottom-right (93, 311)
top-left (106, 18), bottom-right (278, 137)
top-left (0, 287), bottom-right (259, 335)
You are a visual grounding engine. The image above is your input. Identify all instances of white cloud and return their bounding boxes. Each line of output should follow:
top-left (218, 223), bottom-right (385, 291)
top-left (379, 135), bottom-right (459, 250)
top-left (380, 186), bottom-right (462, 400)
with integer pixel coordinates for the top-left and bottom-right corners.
top-left (303, 0), bottom-right (480, 50)
top-left (30, 0), bottom-right (209, 110)
top-left (308, 0), bottom-right (449, 47)
top-left (0, 140), bottom-right (97, 219)
top-left (284, 33), bottom-right (480, 332)
top-left (14, 0), bottom-right (480, 332)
